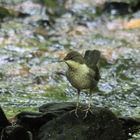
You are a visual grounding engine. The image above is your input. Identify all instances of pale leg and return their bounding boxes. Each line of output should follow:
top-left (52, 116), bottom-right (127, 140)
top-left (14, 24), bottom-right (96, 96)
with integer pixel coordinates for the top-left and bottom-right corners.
top-left (70, 89), bottom-right (80, 118)
top-left (83, 89), bottom-right (93, 119)
top-left (75, 89), bottom-right (80, 117)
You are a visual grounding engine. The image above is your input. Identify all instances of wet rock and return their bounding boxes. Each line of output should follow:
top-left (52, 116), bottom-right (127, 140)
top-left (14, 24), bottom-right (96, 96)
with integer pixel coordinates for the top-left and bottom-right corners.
top-left (0, 107), bottom-right (31, 140)
top-left (16, 111), bottom-right (55, 131)
top-left (0, 0), bottom-right (25, 5)
top-left (0, 107), bottom-right (10, 132)
top-left (103, 2), bottom-right (131, 16)
top-left (0, 6), bottom-right (29, 21)
top-left (38, 103), bottom-right (127, 140)
top-left (1, 103), bottom-right (140, 140)
top-left (131, 1), bottom-right (140, 13)
top-left (1, 125), bottom-right (31, 140)
top-left (119, 117), bottom-right (140, 138)
top-left (15, 1), bottom-right (45, 16)
top-left (0, 7), bottom-right (12, 21)
top-left (16, 102), bottom-right (76, 132)
top-left (39, 102), bottom-right (76, 113)
top-left (36, 19), bottom-right (54, 28)
top-left (44, 0), bottom-right (69, 17)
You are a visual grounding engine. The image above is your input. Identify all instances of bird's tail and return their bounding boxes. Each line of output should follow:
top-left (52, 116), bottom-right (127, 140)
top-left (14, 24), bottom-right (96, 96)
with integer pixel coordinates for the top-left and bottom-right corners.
top-left (84, 50), bottom-right (101, 81)
top-left (84, 50), bottom-right (101, 68)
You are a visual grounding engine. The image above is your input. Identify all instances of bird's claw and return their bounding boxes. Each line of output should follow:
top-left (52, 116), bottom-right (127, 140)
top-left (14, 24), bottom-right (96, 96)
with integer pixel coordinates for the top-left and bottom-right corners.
top-left (70, 108), bottom-right (79, 118)
top-left (83, 104), bottom-right (93, 119)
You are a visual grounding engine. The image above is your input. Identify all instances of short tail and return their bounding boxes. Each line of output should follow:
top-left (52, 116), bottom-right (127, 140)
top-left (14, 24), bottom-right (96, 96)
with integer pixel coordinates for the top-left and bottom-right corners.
top-left (84, 50), bottom-right (101, 68)
top-left (84, 50), bottom-right (101, 81)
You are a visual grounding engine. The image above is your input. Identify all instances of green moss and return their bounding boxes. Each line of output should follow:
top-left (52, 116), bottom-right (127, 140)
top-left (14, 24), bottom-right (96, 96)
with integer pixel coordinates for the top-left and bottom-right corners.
top-left (44, 84), bottom-right (68, 100)
top-left (38, 42), bottom-right (52, 51)
top-left (2, 21), bottom-right (23, 30)
top-left (3, 106), bottom-right (38, 118)
top-left (43, 0), bottom-right (58, 8)
top-left (64, 43), bottom-right (71, 49)
top-left (0, 93), bottom-right (40, 118)
top-left (0, 6), bottom-right (12, 19)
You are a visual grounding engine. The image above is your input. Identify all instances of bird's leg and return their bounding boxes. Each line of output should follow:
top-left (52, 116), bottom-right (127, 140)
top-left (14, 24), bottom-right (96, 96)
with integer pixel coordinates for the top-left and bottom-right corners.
top-left (75, 89), bottom-right (80, 116)
top-left (70, 89), bottom-right (80, 118)
top-left (88, 89), bottom-right (93, 109)
top-left (83, 89), bottom-right (93, 119)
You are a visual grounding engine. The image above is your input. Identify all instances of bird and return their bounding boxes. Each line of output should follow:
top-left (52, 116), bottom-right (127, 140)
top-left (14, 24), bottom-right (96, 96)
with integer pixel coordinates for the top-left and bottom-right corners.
top-left (63, 49), bottom-right (101, 117)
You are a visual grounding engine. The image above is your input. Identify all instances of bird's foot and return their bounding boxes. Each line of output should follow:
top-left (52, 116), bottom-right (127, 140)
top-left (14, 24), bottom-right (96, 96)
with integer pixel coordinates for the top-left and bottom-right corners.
top-left (70, 107), bottom-right (79, 118)
top-left (83, 104), bottom-right (93, 119)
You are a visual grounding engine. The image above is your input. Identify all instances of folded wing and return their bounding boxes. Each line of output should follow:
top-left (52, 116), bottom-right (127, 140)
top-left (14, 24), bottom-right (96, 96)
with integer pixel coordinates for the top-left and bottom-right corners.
top-left (84, 50), bottom-right (101, 81)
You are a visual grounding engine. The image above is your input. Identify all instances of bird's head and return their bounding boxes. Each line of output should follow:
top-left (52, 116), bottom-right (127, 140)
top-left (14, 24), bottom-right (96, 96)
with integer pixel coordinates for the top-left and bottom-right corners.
top-left (64, 51), bottom-right (85, 69)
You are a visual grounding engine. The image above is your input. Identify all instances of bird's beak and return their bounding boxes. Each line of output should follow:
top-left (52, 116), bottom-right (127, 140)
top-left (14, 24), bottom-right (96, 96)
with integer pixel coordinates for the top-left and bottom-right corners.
top-left (50, 60), bottom-right (64, 63)
top-left (57, 60), bottom-right (64, 63)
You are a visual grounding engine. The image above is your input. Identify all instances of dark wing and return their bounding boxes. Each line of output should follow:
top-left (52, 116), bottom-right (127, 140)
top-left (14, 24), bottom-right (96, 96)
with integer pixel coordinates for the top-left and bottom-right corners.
top-left (88, 69), bottom-right (98, 88)
top-left (84, 50), bottom-right (101, 67)
top-left (84, 50), bottom-right (101, 81)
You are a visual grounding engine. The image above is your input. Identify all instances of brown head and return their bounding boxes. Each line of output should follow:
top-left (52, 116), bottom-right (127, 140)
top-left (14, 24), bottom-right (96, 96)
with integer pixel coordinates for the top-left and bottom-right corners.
top-left (64, 51), bottom-right (85, 64)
